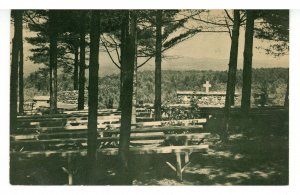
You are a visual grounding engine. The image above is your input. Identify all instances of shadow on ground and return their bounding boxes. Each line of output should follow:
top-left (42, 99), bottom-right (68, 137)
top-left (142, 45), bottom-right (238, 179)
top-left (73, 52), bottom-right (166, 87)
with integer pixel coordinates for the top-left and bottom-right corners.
top-left (10, 112), bottom-right (289, 185)
top-left (131, 132), bottom-right (288, 185)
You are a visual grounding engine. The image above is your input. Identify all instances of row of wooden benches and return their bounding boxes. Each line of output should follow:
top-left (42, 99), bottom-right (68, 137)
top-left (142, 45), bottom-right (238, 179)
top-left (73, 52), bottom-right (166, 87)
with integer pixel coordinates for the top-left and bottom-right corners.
top-left (16, 115), bottom-right (207, 133)
top-left (11, 114), bottom-right (212, 183)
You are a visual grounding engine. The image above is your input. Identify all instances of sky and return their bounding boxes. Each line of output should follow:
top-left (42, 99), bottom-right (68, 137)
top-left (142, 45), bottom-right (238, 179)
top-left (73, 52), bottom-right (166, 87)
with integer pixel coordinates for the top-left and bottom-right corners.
top-left (12, 10), bottom-right (289, 76)
top-left (166, 29), bottom-right (289, 63)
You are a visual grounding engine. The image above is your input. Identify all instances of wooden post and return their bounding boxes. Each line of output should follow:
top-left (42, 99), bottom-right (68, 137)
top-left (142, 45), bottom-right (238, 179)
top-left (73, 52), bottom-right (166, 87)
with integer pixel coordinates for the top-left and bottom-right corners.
top-left (175, 152), bottom-right (182, 181)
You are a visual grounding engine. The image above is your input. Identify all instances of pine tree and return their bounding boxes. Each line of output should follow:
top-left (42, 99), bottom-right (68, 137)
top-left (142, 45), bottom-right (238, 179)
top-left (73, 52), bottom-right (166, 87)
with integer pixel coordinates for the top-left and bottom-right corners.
top-left (154, 10), bottom-right (162, 120)
top-left (78, 11), bottom-right (87, 110)
top-left (87, 10), bottom-right (100, 184)
top-left (223, 10), bottom-right (241, 138)
top-left (10, 10), bottom-right (23, 133)
top-left (49, 10), bottom-right (59, 114)
top-left (241, 10), bottom-right (255, 115)
top-left (18, 11), bottom-right (24, 114)
top-left (117, 11), bottom-right (136, 185)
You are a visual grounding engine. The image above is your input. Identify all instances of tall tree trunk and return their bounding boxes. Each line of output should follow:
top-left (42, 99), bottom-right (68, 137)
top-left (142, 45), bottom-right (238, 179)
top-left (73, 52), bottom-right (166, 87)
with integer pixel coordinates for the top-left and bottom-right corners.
top-left (49, 10), bottom-right (58, 114)
top-left (224, 10), bottom-right (241, 137)
top-left (78, 11), bottom-right (86, 110)
top-left (119, 69), bottom-right (123, 110)
top-left (18, 11), bottom-right (24, 115)
top-left (154, 10), bottom-right (162, 121)
top-left (118, 11), bottom-right (136, 185)
top-left (73, 45), bottom-right (79, 90)
top-left (131, 32), bottom-right (138, 126)
top-left (284, 79), bottom-right (289, 107)
top-left (241, 10), bottom-right (255, 116)
top-left (10, 10), bottom-right (22, 133)
top-left (225, 10), bottom-right (240, 111)
top-left (87, 10), bottom-right (100, 184)
top-left (119, 15), bottom-right (127, 109)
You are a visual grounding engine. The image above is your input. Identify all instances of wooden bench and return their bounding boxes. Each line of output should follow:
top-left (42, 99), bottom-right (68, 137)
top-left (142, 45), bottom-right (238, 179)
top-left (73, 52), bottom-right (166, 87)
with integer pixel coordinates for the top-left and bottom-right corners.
top-left (11, 123), bottom-right (210, 183)
top-left (11, 132), bottom-right (210, 149)
top-left (11, 126), bottom-right (205, 140)
top-left (13, 114), bottom-right (211, 183)
top-left (11, 144), bottom-right (209, 184)
top-left (15, 117), bottom-right (206, 133)
top-left (16, 116), bottom-right (122, 133)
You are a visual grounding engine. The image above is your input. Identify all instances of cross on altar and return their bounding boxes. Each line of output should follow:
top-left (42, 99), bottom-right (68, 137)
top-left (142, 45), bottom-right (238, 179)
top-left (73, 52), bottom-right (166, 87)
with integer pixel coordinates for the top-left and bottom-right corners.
top-left (203, 81), bottom-right (212, 93)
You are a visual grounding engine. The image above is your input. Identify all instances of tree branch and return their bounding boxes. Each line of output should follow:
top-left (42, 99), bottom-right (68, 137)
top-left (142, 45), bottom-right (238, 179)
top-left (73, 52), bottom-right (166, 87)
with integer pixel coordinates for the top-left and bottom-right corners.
top-left (191, 16), bottom-right (231, 27)
top-left (137, 55), bottom-right (153, 69)
top-left (24, 11), bottom-right (47, 32)
top-left (101, 37), bottom-right (121, 69)
top-left (224, 17), bottom-right (232, 38)
top-left (224, 10), bottom-right (234, 22)
top-left (107, 34), bottom-right (121, 64)
top-left (240, 12), bottom-right (247, 24)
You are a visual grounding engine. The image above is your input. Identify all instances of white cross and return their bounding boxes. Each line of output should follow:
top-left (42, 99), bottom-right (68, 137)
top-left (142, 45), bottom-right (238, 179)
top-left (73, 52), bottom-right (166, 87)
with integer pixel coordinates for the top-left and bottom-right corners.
top-left (203, 81), bottom-right (212, 93)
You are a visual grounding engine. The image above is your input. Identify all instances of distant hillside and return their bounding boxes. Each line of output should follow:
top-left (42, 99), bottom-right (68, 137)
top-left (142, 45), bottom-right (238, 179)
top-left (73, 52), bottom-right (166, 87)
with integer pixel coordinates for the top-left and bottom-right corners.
top-left (23, 56), bottom-right (289, 77)
top-left (139, 56), bottom-right (289, 72)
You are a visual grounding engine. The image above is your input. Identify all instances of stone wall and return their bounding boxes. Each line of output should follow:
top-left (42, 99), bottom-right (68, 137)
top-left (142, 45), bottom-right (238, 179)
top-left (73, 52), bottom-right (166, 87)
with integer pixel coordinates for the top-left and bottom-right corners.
top-left (178, 94), bottom-right (240, 107)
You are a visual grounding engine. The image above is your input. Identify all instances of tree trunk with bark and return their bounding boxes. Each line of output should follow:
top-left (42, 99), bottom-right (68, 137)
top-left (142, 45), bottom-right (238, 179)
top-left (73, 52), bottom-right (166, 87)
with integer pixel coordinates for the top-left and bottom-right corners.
top-left (225, 10), bottom-right (240, 111)
top-left (49, 10), bottom-right (58, 114)
top-left (118, 11), bottom-right (136, 185)
top-left (78, 11), bottom-right (86, 110)
top-left (223, 10), bottom-right (241, 139)
top-left (284, 79), bottom-right (289, 108)
top-left (154, 10), bottom-right (163, 121)
top-left (119, 15), bottom-right (127, 109)
top-left (241, 10), bottom-right (255, 116)
top-left (73, 45), bottom-right (79, 90)
top-left (131, 31), bottom-right (138, 126)
top-left (18, 11), bottom-right (24, 115)
top-left (87, 10), bottom-right (100, 184)
top-left (10, 10), bottom-right (22, 133)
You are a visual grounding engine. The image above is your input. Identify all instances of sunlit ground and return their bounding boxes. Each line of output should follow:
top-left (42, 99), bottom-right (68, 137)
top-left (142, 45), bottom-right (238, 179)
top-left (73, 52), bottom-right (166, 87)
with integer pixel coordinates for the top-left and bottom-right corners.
top-left (132, 133), bottom-right (288, 185)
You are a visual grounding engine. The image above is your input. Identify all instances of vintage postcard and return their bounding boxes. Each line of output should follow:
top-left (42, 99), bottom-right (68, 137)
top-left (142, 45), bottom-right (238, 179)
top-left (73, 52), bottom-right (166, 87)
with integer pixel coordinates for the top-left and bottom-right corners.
top-left (9, 9), bottom-right (288, 185)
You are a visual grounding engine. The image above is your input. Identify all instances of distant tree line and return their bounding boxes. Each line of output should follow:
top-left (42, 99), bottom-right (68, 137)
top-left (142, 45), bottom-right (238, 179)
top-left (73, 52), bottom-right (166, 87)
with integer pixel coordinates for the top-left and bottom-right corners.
top-left (23, 68), bottom-right (288, 107)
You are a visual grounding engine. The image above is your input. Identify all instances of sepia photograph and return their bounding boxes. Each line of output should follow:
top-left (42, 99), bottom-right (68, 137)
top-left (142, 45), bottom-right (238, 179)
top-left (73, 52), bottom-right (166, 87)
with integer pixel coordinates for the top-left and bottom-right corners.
top-left (9, 9), bottom-right (289, 185)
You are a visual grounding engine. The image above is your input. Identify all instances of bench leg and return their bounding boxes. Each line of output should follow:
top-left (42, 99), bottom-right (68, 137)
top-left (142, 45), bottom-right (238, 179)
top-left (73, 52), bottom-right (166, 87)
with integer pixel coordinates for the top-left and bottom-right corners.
top-left (62, 155), bottom-right (74, 185)
top-left (67, 155), bottom-right (73, 185)
top-left (68, 173), bottom-right (73, 185)
top-left (184, 152), bottom-right (189, 164)
top-left (175, 152), bottom-right (182, 181)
